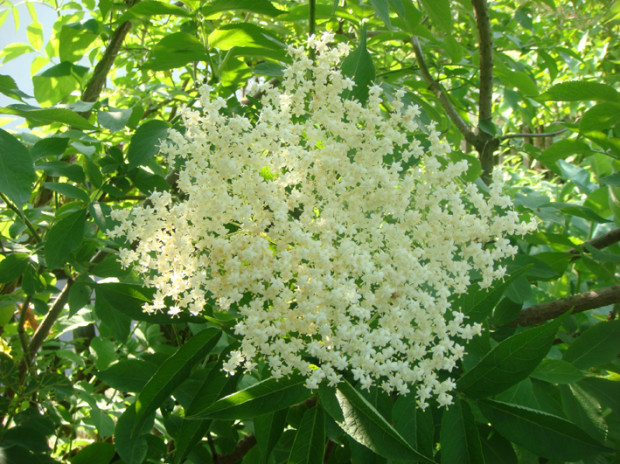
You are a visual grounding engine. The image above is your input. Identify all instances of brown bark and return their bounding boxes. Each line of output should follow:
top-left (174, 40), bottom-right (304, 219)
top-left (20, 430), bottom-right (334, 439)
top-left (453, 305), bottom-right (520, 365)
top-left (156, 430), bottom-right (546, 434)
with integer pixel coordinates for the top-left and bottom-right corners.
top-left (217, 434), bottom-right (258, 464)
top-left (569, 227), bottom-right (620, 255)
top-left (78, 18), bottom-right (134, 118)
top-left (513, 284), bottom-right (620, 326)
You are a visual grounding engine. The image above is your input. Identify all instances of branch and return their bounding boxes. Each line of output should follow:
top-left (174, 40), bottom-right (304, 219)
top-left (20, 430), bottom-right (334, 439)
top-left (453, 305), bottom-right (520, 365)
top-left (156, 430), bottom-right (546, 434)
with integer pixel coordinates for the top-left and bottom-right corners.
top-left (410, 37), bottom-right (478, 146)
top-left (513, 284), bottom-right (620, 326)
top-left (471, 0), bottom-right (495, 181)
top-left (568, 227), bottom-right (620, 254)
top-left (27, 279), bottom-right (74, 359)
top-left (471, 0), bottom-right (493, 123)
top-left (500, 128), bottom-right (567, 140)
top-left (217, 434), bottom-right (257, 464)
top-left (79, 18), bottom-right (134, 118)
top-left (0, 192), bottom-right (41, 242)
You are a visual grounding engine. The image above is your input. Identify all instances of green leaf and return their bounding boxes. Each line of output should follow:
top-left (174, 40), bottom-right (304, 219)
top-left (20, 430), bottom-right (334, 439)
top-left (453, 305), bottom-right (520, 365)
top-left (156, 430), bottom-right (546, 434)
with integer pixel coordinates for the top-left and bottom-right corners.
top-left (600, 171), bottom-right (620, 186)
top-left (419, 0), bottom-right (452, 33)
top-left (457, 315), bottom-right (564, 398)
top-left (563, 320), bottom-right (620, 369)
top-left (133, 328), bottom-right (221, 435)
top-left (584, 243), bottom-right (620, 263)
top-left (451, 265), bottom-right (532, 323)
top-left (172, 419), bottom-right (211, 464)
top-left (540, 81), bottom-right (620, 102)
top-left (173, 366), bottom-right (231, 463)
top-left (578, 376), bottom-right (620, 416)
top-left (202, 0), bottom-right (284, 17)
top-left (440, 398), bottom-right (485, 464)
top-left (370, 0), bottom-right (392, 27)
top-left (1, 425), bottom-right (49, 454)
top-left (327, 380), bottom-right (435, 463)
top-left (123, 0), bottom-right (191, 18)
top-left (94, 283), bottom-right (205, 324)
top-left (31, 137), bottom-right (70, 160)
top-left (127, 120), bottom-right (169, 168)
top-left (478, 399), bottom-right (610, 461)
top-left (83, 156), bottom-right (103, 188)
top-left (391, 0), bottom-right (422, 35)
top-left (44, 208), bottom-right (87, 269)
top-left (68, 280), bottom-right (91, 315)
top-left (43, 182), bottom-right (90, 202)
top-left (189, 375), bottom-right (312, 420)
top-left (26, 21), bottom-right (43, 49)
top-left (529, 359), bottom-right (584, 384)
top-left (559, 384), bottom-right (607, 443)
top-left (0, 129), bottom-right (35, 207)
top-left (480, 430), bottom-right (517, 464)
top-left (70, 442), bottom-right (115, 464)
top-left (392, 394), bottom-right (417, 448)
top-left (0, 43), bottom-right (34, 64)
top-left (537, 138), bottom-right (592, 166)
top-left (0, 74), bottom-right (30, 101)
top-left (341, 25), bottom-right (375, 105)
top-left (557, 159), bottom-right (595, 192)
top-left (114, 406), bottom-right (149, 464)
top-left (289, 406), bottom-right (325, 464)
top-left (98, 108), bottom-right (132, 132)
top-left (580, 102), bottom-right (620, 133)
top-left (0, 254), bottom-right (29, 283)
top-left (59, 20), bottom-right (99, 62)
top-left (558, 204), bottom-right (610, 223)
top-left (208, 23), bottom-right (285, 52)
top-left (479, 119), bottom-right (497, 137)
top-left (96, 359), bottom-right (159, 392)
top-left (254, 409), bottom-right (288, 463)
top-left (142, 33), bottom-right (209, 71)
top-left (495, 68), bottom-right (538, 96)
top-left (0, 104), bottom-right (96, 130)
top-left (37, 159), bottom-right (85, 182)
top-left (33, 62), bottom-right (89, 106)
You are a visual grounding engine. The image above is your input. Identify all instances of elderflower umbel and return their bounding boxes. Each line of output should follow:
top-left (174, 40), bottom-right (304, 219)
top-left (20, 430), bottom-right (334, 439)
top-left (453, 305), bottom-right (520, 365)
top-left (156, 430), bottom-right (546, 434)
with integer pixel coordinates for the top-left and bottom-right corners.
top-left (110, 32), bottom-right (536, 408)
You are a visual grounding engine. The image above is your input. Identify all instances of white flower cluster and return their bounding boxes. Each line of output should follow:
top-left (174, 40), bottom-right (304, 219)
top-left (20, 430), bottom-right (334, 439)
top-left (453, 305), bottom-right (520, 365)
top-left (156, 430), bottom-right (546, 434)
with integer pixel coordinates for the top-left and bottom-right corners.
top-left (110, 33), bottom-right (535, 408)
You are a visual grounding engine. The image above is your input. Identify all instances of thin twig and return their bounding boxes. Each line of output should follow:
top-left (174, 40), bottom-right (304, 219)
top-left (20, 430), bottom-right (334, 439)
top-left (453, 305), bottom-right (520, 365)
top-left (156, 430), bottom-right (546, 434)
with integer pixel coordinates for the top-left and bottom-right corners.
top-left (512, 284), bottom-right (620, 326)
top-left (17, 296), bottom-right (33, 369)
top-left (500, 129), bottom-right (567, 140)
top-left (0, 193), bottom-right (41, 242)
top-left (410, 37), bottom-right (478, 146)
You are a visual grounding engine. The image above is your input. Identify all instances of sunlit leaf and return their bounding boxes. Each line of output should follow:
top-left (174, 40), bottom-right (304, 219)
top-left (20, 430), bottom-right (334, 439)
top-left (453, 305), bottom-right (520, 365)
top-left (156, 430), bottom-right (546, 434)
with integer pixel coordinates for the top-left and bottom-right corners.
top-left (189, 375), bottom-right (311, 420)
top-left (540, 81), bottom-right (620, 102)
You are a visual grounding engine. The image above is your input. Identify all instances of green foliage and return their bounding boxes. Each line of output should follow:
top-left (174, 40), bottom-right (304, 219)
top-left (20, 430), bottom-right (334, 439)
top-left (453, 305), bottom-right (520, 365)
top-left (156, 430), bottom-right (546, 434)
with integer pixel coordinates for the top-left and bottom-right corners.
top-left (0, 0), bottom-right (618, 463)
